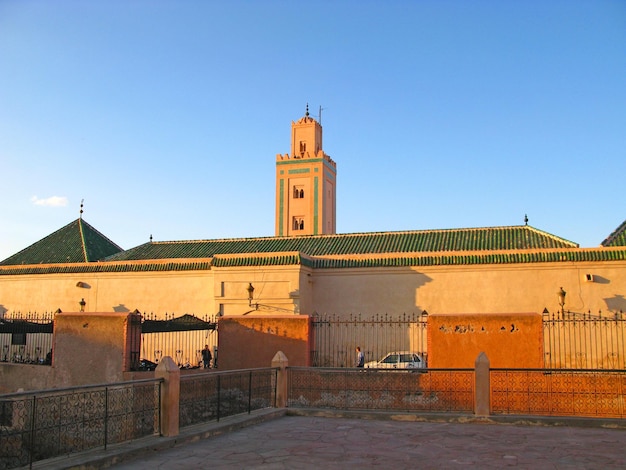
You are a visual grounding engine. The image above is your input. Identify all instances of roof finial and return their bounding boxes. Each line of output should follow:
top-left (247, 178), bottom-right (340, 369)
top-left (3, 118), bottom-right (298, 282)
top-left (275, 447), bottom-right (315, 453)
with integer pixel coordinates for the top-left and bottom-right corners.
top-left (80, 199), bottom-right (84, 219)
top-left (524, 214), bottom-right (528, 225)
top-left (150, 234), bottom-right (153, 242)
top-left (305, 103), bottom-right (309, 117)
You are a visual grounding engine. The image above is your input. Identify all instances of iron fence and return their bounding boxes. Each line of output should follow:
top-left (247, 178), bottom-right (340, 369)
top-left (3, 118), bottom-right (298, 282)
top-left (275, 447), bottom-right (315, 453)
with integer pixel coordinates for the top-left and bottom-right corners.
top-left (0, 378), bottom-right (161, 470)
top-left (287, 367), bottom-right (474, 413)
top-left (140, 313), bottom-right (219, 369)
top-left (491, 368), bottom-right (626, 418)
top-left (543, 311), bottom-right (626, 369)
top-left (4, 310), bottom-right (626, 372)
top-left (0, 312), bottom-right (219, 370)
top-left (311, 312), bottom-right (428, 368)
top-left (179, 368), bottom-right (277, 427)
top-left (0, 313), bottom-right (54, 365)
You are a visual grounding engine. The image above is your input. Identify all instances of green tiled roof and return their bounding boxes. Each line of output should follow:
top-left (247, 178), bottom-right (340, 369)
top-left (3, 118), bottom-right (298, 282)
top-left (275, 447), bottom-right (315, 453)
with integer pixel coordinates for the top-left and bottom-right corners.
top-left (105, 225), bottom-right (578, 262)
top-left (0, 261), bottom-right (211, 275)
top-left (0, 218), bottom-right (123, 266)
top-left (601, 220), bottom-right (626, 247)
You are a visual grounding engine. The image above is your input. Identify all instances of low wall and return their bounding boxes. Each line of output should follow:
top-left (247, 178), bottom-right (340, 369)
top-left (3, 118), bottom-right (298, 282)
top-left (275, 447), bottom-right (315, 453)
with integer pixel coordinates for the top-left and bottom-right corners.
top-left (218, 315), bottom-right (312, 370)
top-left (0, 312), bottom-right (139, 393)
top-left (0, 363), bottom-right (54, 394)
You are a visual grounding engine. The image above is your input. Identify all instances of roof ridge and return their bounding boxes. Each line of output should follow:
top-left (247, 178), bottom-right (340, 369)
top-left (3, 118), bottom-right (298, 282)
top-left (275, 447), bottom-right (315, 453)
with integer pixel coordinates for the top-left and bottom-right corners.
top-left (146, 224), bottom-right (571, 245)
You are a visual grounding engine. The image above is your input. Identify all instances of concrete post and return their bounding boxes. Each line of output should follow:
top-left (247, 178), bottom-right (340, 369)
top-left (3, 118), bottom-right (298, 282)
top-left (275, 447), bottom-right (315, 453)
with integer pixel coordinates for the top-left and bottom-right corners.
top-left (155, 356), bottom-right (180, 437)
top-left (271, 351), bottom-right (289, 408)
top-left (474, 352), bottom-right (490, 417)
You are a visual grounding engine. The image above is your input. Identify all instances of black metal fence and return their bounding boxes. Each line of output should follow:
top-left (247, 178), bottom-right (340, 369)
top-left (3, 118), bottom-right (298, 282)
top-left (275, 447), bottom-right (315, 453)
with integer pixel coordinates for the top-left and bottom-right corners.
top-left (0, 378), bottom-right (161, 469)
top-left (311, 312), bottom-right (428, 368)
top-left (3, 310), bottom-right (626, 371)
top-left (140, 313), bottom-right (219, 368)
top-left (0, 313), bottom-right (54, 365)
top-left (0, 312), bottom-right (218, 370)
top-left (543, 311), bottom-right (626, 369)
top-left (179, 368), bottom-right (277, 427)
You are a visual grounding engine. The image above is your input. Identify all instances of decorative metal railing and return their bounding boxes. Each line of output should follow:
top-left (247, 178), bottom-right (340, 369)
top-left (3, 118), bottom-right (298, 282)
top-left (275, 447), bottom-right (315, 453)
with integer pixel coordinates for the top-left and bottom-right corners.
top-left (543, 311), bottom-right (626, 369)
top-left (491, 369), bottom-right (626, 418)
top-left (287, 367), bottom-right (474, 413)
top-left (0, 378), bottom-right (161, 469)
top-left (0, 312), bottom-right (219, 370)
top-left (140, 313), bottom-right (218, 369)
top-left (179, 368), bottom-right (277, 428)
top-left (0, 312), bottom-right (54, 365)
top-left (3, 310), bottom-right (626, 371)
top-left (311, 312), bottom-right (429, 368)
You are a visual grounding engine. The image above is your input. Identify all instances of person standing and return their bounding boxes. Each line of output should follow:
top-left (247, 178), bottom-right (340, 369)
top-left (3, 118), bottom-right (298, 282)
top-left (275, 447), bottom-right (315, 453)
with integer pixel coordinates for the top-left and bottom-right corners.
top-left (355, 346), bottom-right (364, 368)
top-left (201, 344), bottom-right (212, 369)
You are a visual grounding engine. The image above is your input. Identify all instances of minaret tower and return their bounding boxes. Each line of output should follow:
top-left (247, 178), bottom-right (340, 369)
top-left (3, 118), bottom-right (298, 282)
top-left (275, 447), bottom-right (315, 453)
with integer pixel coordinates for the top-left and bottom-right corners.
top-left (275, 105), bottom-right (337, 236)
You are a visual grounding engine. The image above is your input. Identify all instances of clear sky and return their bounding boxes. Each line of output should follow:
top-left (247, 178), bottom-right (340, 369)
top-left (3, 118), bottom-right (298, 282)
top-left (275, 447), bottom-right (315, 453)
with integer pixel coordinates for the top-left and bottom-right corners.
top-left (1, 0), bottom-right (625, 261)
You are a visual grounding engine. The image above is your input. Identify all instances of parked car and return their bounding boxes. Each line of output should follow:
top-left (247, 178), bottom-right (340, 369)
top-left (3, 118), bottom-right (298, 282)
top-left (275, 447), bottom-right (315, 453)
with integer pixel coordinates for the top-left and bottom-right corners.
top-left (365, 351), bottom-right (425, 370)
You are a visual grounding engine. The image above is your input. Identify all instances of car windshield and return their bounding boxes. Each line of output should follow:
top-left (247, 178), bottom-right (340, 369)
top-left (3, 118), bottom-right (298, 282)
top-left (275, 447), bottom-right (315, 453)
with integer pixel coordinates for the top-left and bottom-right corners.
top-left (381, 354), bottom-right (398, 364)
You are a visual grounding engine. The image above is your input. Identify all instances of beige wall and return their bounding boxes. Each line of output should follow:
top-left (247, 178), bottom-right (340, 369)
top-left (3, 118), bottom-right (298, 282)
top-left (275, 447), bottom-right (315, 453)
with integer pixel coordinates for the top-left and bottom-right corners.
top-left (0, 268), bottom-right (215, 315)
top-left (311, 260), bottom-right (626, 317)
top-left (0, 258), bottom-right (624, 319)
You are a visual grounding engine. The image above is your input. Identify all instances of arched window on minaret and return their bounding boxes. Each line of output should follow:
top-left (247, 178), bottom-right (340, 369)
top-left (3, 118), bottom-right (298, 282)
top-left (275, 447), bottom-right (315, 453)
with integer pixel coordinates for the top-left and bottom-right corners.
top-left (299, 189), bottom-right (304, 198)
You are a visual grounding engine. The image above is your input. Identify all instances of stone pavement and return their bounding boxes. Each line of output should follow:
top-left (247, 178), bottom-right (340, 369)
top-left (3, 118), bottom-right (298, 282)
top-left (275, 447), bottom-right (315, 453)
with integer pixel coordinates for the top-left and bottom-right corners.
top-left (30, 410), bottom-right (626, 469)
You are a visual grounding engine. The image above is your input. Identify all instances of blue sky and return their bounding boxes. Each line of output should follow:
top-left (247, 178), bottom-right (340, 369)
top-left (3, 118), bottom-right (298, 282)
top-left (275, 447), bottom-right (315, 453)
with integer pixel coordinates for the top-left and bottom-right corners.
top-left (1, 0), bottom-right (625, 261)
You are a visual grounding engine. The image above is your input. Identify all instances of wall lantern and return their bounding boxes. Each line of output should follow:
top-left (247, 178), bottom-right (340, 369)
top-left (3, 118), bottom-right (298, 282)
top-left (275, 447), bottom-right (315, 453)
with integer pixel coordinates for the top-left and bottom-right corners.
top-left (79, 298), bottom-right (86, 312)
top-left (247, 283), bottom-right (255, 307)
top-left (557, 287), bottom-right (566, 313)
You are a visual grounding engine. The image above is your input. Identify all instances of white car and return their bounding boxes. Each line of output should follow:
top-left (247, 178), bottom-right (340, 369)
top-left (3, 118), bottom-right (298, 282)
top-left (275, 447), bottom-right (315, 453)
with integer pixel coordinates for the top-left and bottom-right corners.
top-left (365, 351), bottom-right (425, 369)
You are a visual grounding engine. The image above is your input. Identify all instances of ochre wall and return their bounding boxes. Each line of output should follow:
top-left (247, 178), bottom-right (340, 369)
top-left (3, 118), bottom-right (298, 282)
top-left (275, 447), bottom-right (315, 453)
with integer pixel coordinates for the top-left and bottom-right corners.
top-left (0, 257), bottom-right (624, 321)
top-left (0, 311), bottom-right (139, 393)
top-left (428, 313), bottom-right (544, 368)
top-left (218, 315), bottom-right (312, 370)
top-left (0, 268), bottom-right (214, 315)
top-left (310, 259), bottom-right (626, 317)
top-left (53, 312), bottom-right (135, 386)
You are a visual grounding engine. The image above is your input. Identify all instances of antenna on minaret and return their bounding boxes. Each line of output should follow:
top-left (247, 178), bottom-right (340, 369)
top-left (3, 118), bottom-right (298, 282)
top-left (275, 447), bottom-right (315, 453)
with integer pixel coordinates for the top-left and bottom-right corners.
top-left (79, 199), bottom-right (84, 219)
top-left (319, 105), bottom-right (324, 124)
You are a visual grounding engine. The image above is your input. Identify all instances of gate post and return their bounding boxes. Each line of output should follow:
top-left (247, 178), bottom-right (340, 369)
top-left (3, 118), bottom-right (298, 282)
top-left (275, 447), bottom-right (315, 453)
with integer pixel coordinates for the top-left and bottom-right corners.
top-left (156, 356), bottom-right (180, 436)
top-left (272, 351), bottom-right (289, 408)
top-left (474, 352), bottom-right (490, 417)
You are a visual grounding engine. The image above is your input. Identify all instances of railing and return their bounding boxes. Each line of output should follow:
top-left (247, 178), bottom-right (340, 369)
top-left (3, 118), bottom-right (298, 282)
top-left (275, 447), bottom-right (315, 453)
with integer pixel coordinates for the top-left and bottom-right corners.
top-left (0, 313), bottom-right (54, 365)
top-left (491, 369), bottom-right (626, 418)
top-left (0, 312), bottom-right (219, 370)
top-left (311, 312), bottom-right (428, 368)
top-left (0, 378), bottom-right (162, 470)
top-left (543, 311), bottom-right (626, 369)
top-left (141, 313), bottom-right (218, 369)
top-left (287, 367), bottom-right (474, 413)
top-left (179, 368), bottom-right (277, 428)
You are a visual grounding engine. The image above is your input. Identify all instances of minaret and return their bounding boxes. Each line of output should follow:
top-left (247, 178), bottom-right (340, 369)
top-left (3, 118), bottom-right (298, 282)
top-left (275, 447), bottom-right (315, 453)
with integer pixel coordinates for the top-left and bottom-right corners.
top-left (275, 105), bottom-right (337, 236)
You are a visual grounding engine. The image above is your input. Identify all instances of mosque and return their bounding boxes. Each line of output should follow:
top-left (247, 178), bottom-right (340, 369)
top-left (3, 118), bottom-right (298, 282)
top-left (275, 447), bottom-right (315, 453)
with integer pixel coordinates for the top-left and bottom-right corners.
top-left (1, 109), bottom-right (625, 320)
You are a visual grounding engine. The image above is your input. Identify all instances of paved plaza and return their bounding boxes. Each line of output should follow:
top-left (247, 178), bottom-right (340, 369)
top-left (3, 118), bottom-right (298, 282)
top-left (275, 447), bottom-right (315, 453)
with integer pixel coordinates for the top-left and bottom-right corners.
top-left (106, 413), bottom-right (625, 470)
top-left (30, 410), bottom-right (626, 469)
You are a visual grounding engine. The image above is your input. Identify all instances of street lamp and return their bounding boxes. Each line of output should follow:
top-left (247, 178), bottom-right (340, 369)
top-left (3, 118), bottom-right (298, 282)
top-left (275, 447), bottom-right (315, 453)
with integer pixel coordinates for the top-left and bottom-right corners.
top-left (247, 283), bottom-right (255, 307)
top-left (557, 287), bottom-right (566, 315)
